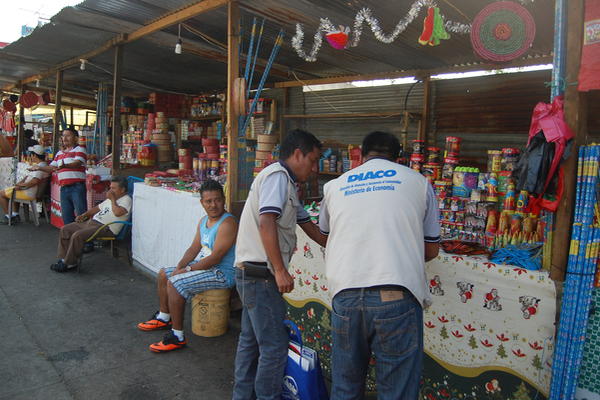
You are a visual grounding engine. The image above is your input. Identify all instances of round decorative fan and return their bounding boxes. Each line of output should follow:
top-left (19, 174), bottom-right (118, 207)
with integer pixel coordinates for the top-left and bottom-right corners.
top-left (20, 91), bottom-right (39, 108)
top-left (470, 1), bottom-right (536, 63)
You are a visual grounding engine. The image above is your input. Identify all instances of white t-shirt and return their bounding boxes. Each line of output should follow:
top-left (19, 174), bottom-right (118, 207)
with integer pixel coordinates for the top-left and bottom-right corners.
top-left (318, 158), bottom-right (440, 306)
top-left (93, 194), bottom-right (132, 235)
top-left (22, 162), bottom-right (49, 198)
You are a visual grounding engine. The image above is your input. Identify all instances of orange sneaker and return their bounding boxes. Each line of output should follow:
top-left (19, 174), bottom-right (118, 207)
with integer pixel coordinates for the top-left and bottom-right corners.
top-left (149, 331), bottom-right (187, 353)
top-left (137, 311), bottom-right (172, 331)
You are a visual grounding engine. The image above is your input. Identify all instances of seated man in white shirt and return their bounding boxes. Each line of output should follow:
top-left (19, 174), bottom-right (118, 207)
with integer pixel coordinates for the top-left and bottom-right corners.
top-left (0, 145), bottom-right (49, 224)
top-left (51, 176), bottom-right (132, 273)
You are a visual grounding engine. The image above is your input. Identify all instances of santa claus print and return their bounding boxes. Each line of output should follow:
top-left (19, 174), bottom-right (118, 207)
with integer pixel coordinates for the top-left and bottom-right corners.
top-left (303, 242), bottom-right (314, 259)
top-left (483, 288), bottom-right (502, 311)
top-left (456, 281), bottom-right (474, 303)
top-left (519, 295), bottom-right (541, 319)
top-left (485, 379), bottom-right (501, 394)
top-left (429, 275), bottom-right (444, 296)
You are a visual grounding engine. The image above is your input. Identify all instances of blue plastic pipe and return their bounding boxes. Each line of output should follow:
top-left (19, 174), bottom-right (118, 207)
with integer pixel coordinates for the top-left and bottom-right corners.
top-left (551, 0), bottom-right (567, 99)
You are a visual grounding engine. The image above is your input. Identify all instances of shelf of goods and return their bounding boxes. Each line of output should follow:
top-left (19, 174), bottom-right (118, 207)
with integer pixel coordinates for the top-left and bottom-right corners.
top-left (286, 226), bottom-right (556, 399)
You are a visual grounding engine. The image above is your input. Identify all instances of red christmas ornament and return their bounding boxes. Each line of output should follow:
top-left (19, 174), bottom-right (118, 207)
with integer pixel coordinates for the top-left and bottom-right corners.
top-left (325, 25), bottom-right (350, 50)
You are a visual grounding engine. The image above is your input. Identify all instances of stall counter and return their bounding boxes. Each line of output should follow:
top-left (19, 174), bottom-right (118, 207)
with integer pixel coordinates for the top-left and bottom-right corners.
top-left (132, 183), bottom-right (206, 274)
top-left (285, 227), bottom-right (556, 399)
top-left (0, 157), bottom-right (16, 189)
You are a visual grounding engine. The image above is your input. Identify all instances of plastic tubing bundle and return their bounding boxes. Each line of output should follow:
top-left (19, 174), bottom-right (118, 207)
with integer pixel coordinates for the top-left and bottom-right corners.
top-left (550, 144), bottom-right (600, 400)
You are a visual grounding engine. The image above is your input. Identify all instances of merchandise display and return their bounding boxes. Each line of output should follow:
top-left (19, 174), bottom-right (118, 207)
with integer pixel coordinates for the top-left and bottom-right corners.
top-left (405, 135), bottom-right (556, 268)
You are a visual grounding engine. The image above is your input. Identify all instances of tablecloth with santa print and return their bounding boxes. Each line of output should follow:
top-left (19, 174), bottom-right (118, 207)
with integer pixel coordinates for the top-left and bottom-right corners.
top-left (284, 227), bottom-right (556, 399)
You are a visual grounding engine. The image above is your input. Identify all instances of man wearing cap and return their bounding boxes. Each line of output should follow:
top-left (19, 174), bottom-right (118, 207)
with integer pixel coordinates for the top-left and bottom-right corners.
top-left (30, 128), bottom-right (87, 224)
top-left (0, 145), bottom-right (49, 224)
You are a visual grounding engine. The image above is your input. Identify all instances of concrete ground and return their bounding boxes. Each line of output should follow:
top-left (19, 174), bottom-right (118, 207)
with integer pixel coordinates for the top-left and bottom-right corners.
top-left (0, 221), bottom-right (239, 400)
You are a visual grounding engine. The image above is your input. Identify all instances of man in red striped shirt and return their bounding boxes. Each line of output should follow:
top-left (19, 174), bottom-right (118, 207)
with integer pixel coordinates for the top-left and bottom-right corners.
top-left (31, 129), bottom-right (87, 224)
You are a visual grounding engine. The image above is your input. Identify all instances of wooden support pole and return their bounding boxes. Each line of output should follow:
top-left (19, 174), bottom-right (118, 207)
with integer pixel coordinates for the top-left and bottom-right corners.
top-left (418, 76), bottom-right (431, 143)
top-left (550, 0), bottom-right (587, 281)
top-left (279, 87), bottom-right (288, 143)
top-left (111, 45), bottom-right (124, 174)
top-left (17, 85), bottom-right (25, 158)
top-left (401, 110), bottom-right (410, 152)
top-left (52, 70), bottom-right (64, 153)
top-left (70, 106), bottom-right (74, 128)
top-left (226, 1), bottom-right (240, 208)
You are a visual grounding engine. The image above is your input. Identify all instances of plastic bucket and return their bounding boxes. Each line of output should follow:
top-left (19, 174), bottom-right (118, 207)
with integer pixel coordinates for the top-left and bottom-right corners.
top-left (191, 289), bottom-right (231, 337)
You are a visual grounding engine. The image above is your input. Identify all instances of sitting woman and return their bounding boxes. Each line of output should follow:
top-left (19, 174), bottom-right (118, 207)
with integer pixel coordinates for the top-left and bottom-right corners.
top-left (0, 145), bottom-right (50, 224)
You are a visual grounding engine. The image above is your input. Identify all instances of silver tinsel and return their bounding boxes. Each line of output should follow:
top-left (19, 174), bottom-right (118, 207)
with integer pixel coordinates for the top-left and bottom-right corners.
top-left (350, 1), bottom-right (433, 46)
top-left (446, 21), bottom-right (471, 34)
top-left (291, 18), bottom-right (335, 62)
top-left (291, 0), bottom-right (470, 62)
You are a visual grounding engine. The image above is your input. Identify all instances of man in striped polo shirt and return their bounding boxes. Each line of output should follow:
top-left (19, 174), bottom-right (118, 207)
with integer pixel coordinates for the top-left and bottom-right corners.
top-left (31, 128), bottom-right (87, 224)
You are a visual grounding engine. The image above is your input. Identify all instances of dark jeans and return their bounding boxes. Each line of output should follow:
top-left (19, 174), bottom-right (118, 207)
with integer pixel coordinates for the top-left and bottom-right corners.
top-left (233, 269), bottom-right (288, 400)
top-left (60, 182), bottom-right (87, 225)
top-left (331, 286), bottom-right (423, 400)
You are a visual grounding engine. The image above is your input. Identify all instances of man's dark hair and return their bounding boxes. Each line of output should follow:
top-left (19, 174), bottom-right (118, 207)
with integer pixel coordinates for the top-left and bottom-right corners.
top-left (361, 131), bottom-right (401, 160)
top-left (24, 129), bottom-right (34, 138)
top-left (64, 128), bottom-right (79, 137)
top-left (111, 176), bottom-right (128, 191)
top-left (33, 152), bottom-right (46, 161)
top-left (200, 179), bottom-right (224, 197)
top-left (280, 129), bottom-right (321, 160)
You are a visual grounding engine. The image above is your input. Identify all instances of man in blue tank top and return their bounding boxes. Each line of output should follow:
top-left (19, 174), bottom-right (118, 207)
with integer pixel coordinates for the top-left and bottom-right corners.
top-left (137, 180), bottom-right (238, 352)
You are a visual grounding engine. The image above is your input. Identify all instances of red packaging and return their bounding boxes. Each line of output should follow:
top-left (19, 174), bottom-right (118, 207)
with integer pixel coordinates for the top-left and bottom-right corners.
top-left (445, 136), bottom-right (461, 156)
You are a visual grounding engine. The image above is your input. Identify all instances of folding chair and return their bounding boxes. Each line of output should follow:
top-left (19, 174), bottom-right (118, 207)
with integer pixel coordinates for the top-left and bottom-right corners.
top-left (8, 177), bottom-right (50, 227)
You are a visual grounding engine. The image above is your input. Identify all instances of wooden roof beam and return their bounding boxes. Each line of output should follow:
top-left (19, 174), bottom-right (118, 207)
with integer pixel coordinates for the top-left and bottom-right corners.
top-left (126, 0), bottom-right (228, 43)
top-left (274, 55), bottom-right (553, 88)
top-left (2, 0), bottom-right (229, 91)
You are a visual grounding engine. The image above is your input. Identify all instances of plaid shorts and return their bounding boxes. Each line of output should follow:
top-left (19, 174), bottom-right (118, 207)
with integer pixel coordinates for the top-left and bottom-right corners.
top-left (164, 265), bottom-right (233, 301)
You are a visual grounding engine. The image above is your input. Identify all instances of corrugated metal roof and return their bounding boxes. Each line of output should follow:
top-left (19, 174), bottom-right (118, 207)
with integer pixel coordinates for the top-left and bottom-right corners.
top-left (0, 0), bottom-right (555, 97)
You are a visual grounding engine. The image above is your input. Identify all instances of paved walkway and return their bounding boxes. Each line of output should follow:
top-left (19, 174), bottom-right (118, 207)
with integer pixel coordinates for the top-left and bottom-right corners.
top-left (0, 222), bottom-right (238, 399)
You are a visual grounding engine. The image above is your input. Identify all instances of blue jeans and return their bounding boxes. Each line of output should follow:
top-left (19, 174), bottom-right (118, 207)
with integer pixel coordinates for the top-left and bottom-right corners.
top-left (331, 287), bottom-right (423, 400)
top-left (60, 182), bottom-right (87, 225)
top-left (233, 269), bottom-right (288, 400)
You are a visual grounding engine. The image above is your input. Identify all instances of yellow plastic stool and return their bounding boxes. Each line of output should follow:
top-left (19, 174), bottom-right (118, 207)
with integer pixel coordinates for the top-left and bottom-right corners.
top-left (191, 289), bottom-right (231, 337)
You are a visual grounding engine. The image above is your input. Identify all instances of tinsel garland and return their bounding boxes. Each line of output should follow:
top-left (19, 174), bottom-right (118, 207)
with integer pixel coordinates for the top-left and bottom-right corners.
top-left (291, 0), bottom-right (473, 62)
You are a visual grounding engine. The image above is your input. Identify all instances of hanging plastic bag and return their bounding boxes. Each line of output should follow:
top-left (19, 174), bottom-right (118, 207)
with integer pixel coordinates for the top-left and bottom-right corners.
top-left (282, 319), bottom-right (329, 400)
top-left (517, 96), bottom-right (573, 213)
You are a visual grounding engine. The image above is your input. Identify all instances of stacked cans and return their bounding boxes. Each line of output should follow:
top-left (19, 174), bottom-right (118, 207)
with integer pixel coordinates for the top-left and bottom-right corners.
top-left (255, 134), bottom-right (278, 173)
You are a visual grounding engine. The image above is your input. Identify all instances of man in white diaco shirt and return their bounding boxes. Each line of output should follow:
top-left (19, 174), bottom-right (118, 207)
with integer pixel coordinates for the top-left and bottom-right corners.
top-left (318, 131), bottom-right (440, 400)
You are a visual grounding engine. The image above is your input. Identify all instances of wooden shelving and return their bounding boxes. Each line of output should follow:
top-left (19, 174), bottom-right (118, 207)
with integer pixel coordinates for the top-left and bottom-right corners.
top-left (186, 115), bottom-right (224, 121)
top-left (318, 171), bottom-right (343, 176)
top-left (283, 112), bottom-right (421, 119)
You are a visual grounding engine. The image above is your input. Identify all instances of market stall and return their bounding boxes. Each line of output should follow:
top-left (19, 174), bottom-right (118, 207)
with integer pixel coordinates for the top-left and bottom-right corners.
top-left (279, 104), bottom-right (566, 399)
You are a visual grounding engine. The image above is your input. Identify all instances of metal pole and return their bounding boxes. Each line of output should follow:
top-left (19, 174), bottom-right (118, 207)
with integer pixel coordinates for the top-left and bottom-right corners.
top-left (551, 0), bottom-right (567, 99)
top-left (17, 85), bottom-right (25, 158)
top-left (111, 45), bottom-right (124, 174)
